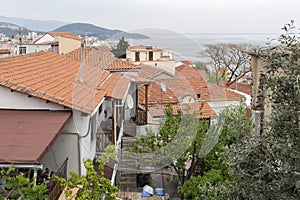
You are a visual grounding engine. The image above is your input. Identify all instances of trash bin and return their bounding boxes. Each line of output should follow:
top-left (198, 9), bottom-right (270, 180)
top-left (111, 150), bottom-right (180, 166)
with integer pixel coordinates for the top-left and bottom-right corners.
top-left (155, 188), bottom-right (164, 196)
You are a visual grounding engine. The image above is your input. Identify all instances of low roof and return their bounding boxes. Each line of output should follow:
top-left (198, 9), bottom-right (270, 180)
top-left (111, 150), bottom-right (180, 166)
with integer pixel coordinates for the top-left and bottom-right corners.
top-left (97, 74), bottom-right (131, 100)
top-left (127, 45), bottom-right (163, 52)
top-left (34, 32), bottom-right (81, 43)
top-left (149, 102), bottom-right (216, 119)
top-left (176, 64), bottom-right (203, 78)
top-left (0, 49), bottom-right (10, 54)
top-left (206, 83), bottom-right (242, 100)
top-left (0, 51), bottom-right (107, 114)
top-left (0, 110), bottom-right (71, 164)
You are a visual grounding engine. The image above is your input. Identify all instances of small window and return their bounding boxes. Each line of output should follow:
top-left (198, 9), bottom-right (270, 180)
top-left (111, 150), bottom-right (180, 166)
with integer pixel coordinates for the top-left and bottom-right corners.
top-left (197, 94), bottom-right (201, 99)
top-left (19, 47), bottom-right (26, 55)
top-left (149, 52), bottom-right (153, 61)
top-left (135, 52), bottom-right (140, 61)
top-left (98, 104), bottom-right (103, 115)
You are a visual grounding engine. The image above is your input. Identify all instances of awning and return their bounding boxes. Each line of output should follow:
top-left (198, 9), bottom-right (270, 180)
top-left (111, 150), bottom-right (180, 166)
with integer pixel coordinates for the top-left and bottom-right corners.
top-left (0, 110), bottom-right (71, 164)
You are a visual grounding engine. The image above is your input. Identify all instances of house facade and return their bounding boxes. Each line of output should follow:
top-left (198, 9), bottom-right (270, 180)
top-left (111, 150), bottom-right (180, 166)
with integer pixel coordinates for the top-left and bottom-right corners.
top-left (126, 45), bottom-right (175, 75)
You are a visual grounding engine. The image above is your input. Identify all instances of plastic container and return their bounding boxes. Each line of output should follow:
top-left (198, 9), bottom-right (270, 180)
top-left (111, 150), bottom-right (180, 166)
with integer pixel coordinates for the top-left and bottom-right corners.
top-left (155, 188), bottom-right (164, 196)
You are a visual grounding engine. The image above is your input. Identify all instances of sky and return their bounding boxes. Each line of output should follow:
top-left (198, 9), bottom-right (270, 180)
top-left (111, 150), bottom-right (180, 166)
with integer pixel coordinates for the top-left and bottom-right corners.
top-left (2, 0), bottom-right (300, 34)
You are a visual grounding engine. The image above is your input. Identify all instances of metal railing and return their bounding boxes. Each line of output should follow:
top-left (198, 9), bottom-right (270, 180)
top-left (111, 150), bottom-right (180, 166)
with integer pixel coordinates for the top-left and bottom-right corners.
top-left (47, 157), bottom-right (68, 200)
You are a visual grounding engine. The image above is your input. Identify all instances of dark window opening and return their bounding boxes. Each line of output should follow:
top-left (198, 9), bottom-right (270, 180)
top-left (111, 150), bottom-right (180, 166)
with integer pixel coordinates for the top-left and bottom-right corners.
top-left (149, 51), bottom-right (153, 61)
top-left (197, 94), bottom-right (201, 99)
top-left (19, 47), bottom-right (26, 55)
top-left (135, 52), bottom-right (140, 61)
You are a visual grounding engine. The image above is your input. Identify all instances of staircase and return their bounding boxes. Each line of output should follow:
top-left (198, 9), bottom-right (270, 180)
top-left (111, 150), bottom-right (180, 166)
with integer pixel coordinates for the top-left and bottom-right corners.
top-left (118, 136), bottom-right (138, 191)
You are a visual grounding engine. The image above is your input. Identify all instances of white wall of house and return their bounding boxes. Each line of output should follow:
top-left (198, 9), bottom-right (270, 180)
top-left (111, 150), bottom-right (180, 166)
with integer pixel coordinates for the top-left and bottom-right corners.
top-left (0, 86), bottom-right (105, 176)
top-left (16, 44), bottom-right (51, 55)
top-left (208, 99), bottom-right (241, 115)
top-left (34, 34), bottom-right (55, 44)
top-left (0, 86), bottom-right (66, 110)
top-left (41, 132), bottom-right (79, 177)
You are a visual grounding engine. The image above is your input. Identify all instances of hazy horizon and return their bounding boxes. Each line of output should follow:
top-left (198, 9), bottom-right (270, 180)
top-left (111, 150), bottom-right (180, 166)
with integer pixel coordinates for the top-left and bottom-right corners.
top-left (1, 0), bottom-right (300, 34)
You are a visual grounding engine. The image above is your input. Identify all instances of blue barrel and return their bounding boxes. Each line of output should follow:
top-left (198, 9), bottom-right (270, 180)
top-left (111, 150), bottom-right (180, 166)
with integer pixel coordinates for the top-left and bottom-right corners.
top-left (155, 188), bottom-right (164, 196)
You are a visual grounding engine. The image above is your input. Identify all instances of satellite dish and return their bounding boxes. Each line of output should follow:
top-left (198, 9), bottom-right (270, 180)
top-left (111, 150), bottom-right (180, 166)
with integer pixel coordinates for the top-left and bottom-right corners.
top-left (160, 82), bottom-right (167, 92)
top-left (126, 94), bottom-right (134, 109)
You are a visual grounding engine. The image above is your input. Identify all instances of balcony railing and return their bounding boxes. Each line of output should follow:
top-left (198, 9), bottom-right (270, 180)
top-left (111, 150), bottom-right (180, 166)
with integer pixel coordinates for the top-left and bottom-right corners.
top-left (47, 158), bottom-right (68, 200)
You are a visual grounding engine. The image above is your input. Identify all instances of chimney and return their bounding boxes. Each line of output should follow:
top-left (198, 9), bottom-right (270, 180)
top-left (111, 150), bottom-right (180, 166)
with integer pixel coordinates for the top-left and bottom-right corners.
top-left (79, 39), bottom-right (85, 84)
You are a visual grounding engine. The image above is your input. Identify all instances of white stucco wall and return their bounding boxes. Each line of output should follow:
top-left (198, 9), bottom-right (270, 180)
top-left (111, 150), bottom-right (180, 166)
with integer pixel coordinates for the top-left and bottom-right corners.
top-left (208, 99), bottom-right (241, 115)
top-left (41, 132), bottom-right (79, 177)
top-left (16, 44), bottom-right (51, 55)
top-left (34, 33), bottom-right (55, 44)
top-left (0, 86), bottom-right (66, 111)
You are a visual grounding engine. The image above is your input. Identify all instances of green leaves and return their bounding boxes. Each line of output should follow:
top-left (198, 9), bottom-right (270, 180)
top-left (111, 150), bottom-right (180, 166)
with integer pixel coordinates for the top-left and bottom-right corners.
top-left (56, 145), bottom-right (118, 200)
top-left (111, 37), bottom-right (130, 58)
top-left (0, 166), bottom-right (49, 200)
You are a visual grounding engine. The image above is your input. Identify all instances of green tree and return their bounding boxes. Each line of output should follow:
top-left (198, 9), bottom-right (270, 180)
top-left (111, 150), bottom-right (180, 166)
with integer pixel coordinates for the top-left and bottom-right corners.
top-left (228, 21), bottom-right (300, 199)
top-left (56, 145), bottom-right (118, 200)
top-left (111, 37), bottom-right (130, 58)
top-left (131, 104), bottom-right (208, 187)
top-left (180, 105), bottom-right (253, 199)
top-left (0, 167), bottom-right (49, 200)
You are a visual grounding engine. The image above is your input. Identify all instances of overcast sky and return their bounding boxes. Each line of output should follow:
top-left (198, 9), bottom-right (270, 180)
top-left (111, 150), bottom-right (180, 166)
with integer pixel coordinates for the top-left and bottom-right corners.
top-left (2, 0), bottom-right (300, 33)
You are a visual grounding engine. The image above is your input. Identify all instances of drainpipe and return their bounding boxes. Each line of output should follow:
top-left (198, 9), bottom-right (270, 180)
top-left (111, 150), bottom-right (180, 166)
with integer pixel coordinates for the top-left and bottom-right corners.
top-left (145, 84), bottom-right (149, 124)
top-left (77, 115), bottom-right (92, 175)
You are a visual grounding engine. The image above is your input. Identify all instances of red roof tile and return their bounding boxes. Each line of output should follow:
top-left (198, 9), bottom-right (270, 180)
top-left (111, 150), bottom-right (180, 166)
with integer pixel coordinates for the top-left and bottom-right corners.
top-left (206, 83), bottom-right (242, 100)
top-left (98, 74), bottom-right (131, 100)
top-left (138, 83), bottom-right (178, 105)
top-left (176, 64), bottom-right (203, 79)
top-left (65, 47), bottom-right (139, 71)
top-left (227, 82), bottom-right (251, 95)
top-left (0, 110), bottom-right (71, 164)
top-left (0, 51), bottom-right (108, 114)
top-left (0, 49), bottom-right (10, 54)
top-left (138, 64), bottom-right (167, 79)
top-left (148, 102), bottom-right (216, 119)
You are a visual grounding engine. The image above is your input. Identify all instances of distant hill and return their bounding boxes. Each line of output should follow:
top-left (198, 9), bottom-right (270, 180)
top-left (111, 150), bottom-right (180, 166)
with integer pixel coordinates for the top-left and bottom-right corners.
top-left (54, 23), bottom-right (148, 40)
top-left (0, 22), bottom-right (44, 37)
top-left (0, 15), bottom-right (68, 32)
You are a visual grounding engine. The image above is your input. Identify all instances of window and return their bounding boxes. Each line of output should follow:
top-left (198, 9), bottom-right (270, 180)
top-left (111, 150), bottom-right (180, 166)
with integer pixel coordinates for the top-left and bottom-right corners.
top-left (135, 52), bottom-right (140, 61)
top-left (197, 94), bottom-right (201, 99)
top-left (149, 52), bottom-right (153, 61)
top-left (19, 47), bottom-right (26, 55)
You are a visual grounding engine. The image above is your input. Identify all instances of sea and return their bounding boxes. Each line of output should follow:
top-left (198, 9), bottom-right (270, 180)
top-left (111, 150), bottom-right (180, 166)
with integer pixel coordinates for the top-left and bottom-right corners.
top-left (123, 31), bottom-right (281, 62)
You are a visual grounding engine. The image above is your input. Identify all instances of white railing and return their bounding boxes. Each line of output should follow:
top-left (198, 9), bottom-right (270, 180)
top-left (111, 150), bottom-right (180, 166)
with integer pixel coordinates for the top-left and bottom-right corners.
top-left (111, 120), bottom-right (124, 185)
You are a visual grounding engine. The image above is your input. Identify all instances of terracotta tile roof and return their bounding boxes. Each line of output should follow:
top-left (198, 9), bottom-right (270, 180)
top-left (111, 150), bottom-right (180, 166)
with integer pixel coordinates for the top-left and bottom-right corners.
top-left (0, 49), bottom-right (10, 54)
top-left (206, 83), bottom-right (242, 100)
top-left (138, 64), bottom-right (165, 79)
top-left (98, 74), bottom-right (131, 100)
top-left (227, 82), bottom-right (252, 95)
top-left (138, 83), bottom-right (178, 105)
top-left (148, 102), bottom-right (216, 119)
top-left (34, 32), bottom-right (81, 44)
top-left (186, 77), bottom-right (211, 100)
top-left (0, 51), bottom-right (108, 114)
top-left (155, 78), bottom-right (199, 101)
top-left (0, 110), bottom-right (71, 164)
top-left (138, 76), bottom-right (211, 105)
top-left (176, 64), bottom-right (203, 79)
top-left (65, 47), bottom-right (139, 71)
top-left (48, 32), bottom-right (81, 41)
top-left (176, 65), bottom-right (241, 101)
top-left (181, 60), bottom-right (194, 65)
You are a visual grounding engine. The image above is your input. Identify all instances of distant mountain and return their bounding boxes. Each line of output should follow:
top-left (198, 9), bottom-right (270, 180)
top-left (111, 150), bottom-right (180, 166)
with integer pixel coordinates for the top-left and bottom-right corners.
top-left (0, 22), bottom-right (44, 37)
top-left (54, 23), bottom-right (148, 40)
top-left (0, 15), bottom-right (68, 32)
